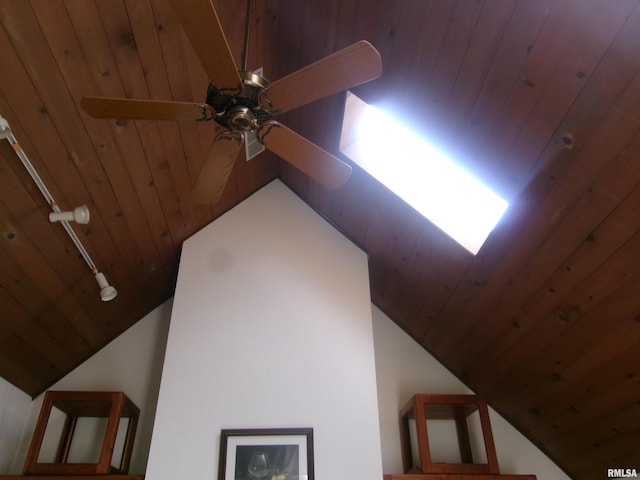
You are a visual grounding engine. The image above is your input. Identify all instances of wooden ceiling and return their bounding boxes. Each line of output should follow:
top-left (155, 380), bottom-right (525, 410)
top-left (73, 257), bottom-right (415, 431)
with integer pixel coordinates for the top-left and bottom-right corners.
top-left (1, 1), bottom-right (640, 478)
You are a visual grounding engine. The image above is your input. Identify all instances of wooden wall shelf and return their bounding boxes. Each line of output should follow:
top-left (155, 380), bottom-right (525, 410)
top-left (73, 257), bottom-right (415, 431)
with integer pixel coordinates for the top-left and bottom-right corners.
top-left (23, 391), bottom-right (139, 476)
top-left (0, 476), bottom-right (143, 480)
top-left (384, 475), bottom-right (537, 480)
top-left (399, 394), bottom-right (499, 475)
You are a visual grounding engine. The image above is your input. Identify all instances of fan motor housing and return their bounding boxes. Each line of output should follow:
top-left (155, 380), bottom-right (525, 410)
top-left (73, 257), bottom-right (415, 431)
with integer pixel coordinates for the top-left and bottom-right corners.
top-left (206, 71), bottom-right (271, 132)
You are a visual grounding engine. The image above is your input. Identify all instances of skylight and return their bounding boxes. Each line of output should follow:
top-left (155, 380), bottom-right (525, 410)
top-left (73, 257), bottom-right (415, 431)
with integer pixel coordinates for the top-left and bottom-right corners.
top-left (339, 91), bottom-right (508, 255)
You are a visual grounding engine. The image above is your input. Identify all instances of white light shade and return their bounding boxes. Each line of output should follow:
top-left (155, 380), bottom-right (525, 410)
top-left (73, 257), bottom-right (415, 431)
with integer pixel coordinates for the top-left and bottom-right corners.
top-left (94, 271), bottom-right (118, 302)
top-left (49, 205), bottom-right (91, 224)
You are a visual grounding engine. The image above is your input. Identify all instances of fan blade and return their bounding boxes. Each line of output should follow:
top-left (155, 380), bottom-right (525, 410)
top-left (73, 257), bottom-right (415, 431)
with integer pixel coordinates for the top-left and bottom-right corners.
top-left (168, 0), bottom-right (242, 93)
top-left (191, 131), bottom-right (244, 204)
top-left (81, 97), bottom-right (216, 121)
top-left (258, 121), bottom-right (351, 189)
top-left (259, 40), bottom-right (382, 114)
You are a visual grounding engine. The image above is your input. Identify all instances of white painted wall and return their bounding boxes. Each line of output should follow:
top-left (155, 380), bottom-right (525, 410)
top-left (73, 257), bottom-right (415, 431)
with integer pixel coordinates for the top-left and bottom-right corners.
top-left (0, 376), bottom-right (31, 473)
top-left (145, 180), bottom-right (383, 480)
top-left (8, 299), bottom-right (172, 475)
top-left (0, 180), bottom-right (575, 480)
top-left (371, 304), bottom-right (572, 480)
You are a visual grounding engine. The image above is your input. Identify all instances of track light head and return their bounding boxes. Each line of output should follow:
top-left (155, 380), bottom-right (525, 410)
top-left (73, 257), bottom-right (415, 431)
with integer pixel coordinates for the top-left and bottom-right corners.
top-left (94, 271), bottom-right (118, 302)
top-left (49, 205), bottom-right (91, 224)
top-left (0, 115), bottom-right (10, 140)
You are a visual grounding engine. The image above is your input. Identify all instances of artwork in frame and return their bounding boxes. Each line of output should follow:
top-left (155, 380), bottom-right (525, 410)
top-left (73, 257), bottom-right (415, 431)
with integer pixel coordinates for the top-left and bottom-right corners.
top-left (218, 428), bottom-right (314, 480)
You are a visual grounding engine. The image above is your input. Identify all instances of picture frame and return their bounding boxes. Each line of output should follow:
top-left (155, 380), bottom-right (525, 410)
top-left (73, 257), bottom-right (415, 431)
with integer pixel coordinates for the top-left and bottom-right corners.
top-left (218, 428), bottom-right (314, 480)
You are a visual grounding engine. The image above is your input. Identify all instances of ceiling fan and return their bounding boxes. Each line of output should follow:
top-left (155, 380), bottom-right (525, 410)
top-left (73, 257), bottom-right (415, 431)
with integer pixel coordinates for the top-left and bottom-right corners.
top-left (80, 0), bottom-right (382, 204)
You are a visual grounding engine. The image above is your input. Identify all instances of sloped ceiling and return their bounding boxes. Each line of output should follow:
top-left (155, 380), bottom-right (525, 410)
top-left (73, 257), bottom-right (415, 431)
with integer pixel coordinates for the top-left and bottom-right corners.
top-left (1, 1), bottom-right (640, 479)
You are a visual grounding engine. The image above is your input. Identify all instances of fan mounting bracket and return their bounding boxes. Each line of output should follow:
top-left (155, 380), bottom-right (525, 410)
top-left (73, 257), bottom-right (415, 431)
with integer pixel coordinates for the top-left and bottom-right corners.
top-left (216, 130), bottom-right (244, 145)
top-left (257, 86), bottom-right (279, 115)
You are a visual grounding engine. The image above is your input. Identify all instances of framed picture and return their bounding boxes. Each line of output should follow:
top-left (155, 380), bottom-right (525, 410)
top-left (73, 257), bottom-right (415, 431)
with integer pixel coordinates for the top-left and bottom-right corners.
top-left (218, 428), bottom-right (314, 480)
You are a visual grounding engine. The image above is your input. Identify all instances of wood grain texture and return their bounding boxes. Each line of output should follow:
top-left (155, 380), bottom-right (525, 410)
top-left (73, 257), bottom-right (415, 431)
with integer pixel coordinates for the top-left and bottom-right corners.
top-left (1, 1), bottom-right (639, 479)
top-left (260, 40), bottom-right (382, 114)
top-left (259, 121), bottom-right (351, 189)
top-left (190, 132), bottom-right (243, 204)
top-left (81, 97), bottom-right (215, 121)
top-left (167, 0), bottom-right (242, 92)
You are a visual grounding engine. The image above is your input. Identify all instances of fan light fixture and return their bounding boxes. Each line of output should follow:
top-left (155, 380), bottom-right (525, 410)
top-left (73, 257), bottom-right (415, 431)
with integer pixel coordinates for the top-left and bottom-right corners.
top-left (1, 114), bottom-right (117, 302)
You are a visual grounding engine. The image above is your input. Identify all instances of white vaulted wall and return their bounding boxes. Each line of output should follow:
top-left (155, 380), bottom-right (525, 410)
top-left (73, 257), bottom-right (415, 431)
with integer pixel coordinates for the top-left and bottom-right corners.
top-left (1, 179), bottom-right (571, 480)
top-left (5, 300), bottom-right (172, 475)
top-left (0, 377), bottom-right (31, 473)
top-left (145, 180), bottom-right (383, 480)
top-left (372, 305), bottom-right (571, 480)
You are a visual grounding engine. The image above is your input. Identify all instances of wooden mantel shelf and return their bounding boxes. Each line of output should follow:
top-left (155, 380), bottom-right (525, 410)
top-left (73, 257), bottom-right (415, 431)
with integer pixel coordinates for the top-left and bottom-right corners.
top-left (0, 476), bottom-right (143, 480)
top-left (384, 475), bottom-right (537, 480)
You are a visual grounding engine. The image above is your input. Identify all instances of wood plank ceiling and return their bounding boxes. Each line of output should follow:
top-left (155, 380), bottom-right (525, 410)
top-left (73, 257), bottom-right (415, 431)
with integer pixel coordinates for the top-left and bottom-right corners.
top-left (1, 1), bottom-right (639, 479)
